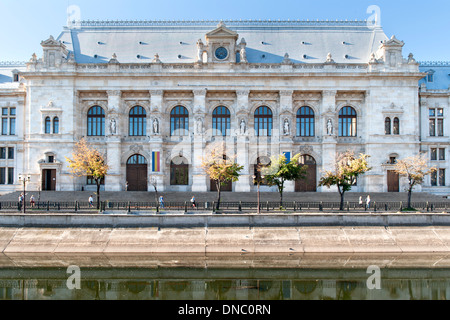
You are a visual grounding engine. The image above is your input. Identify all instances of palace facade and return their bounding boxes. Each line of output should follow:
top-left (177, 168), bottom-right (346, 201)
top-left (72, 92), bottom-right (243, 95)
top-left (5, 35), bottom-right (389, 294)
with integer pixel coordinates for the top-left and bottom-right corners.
top-left (0, 20), bottom-right (449, 194)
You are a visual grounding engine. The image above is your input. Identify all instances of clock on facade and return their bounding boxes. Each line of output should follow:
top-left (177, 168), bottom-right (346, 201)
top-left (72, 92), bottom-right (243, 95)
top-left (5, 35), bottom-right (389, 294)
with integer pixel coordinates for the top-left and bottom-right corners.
top-left (215, 47), bottom-right (228, 60)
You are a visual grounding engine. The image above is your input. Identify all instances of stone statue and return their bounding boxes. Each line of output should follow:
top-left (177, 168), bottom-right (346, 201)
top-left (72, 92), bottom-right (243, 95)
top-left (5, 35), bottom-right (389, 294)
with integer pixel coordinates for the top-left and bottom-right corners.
top-left (327, 119), bottom-right (333, 135)
top-left (110, 118), bottom-right (117, 135)
top-left (153, 118), bottom-right (159, 134)
top-left (326, 52), bottom-right (335, 63)
top-left (283, 119), bottom-right (290, 136)
top-left (240, 119), bottom-right (246, 135)
top-left (240, 47), bottom-right (247, 63)
top-left (196, 117), bottom-right (203, 135)
top-left (196, 39), bottom-right (204, 62)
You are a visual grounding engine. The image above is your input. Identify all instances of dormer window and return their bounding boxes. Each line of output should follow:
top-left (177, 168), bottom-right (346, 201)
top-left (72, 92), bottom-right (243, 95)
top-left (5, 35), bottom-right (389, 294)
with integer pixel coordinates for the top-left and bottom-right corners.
top-left (426, 70), bottom-right (435, 83)
top-left (11, 70), bottom-right (19, 82)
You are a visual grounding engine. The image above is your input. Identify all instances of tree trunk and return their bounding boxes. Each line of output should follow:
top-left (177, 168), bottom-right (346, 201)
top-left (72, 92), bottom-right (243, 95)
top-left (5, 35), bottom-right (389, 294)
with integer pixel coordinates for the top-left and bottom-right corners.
top-left (96, 180), bottom-right (101, 210)
top-left (338, 185), bottom-right (345, 211)
top-left (279, 181), bottom-right (284, 209)
top-left (407, 187), bottom-right (413, 209)
top-left (216, 181), bottom-right (221, 211)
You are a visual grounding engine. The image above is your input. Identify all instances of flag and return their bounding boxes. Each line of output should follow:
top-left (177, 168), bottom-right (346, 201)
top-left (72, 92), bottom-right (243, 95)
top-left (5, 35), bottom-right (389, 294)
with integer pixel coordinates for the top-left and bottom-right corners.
top-left (152, 151), bottom-right (160, 172)
top-left (284, 152), bottom-right (291, 163)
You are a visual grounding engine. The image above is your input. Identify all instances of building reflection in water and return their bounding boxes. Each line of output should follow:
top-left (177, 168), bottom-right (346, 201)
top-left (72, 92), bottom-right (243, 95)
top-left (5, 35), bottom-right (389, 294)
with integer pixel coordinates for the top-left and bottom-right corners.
top-left (0, 270), bottom-right (449, 300)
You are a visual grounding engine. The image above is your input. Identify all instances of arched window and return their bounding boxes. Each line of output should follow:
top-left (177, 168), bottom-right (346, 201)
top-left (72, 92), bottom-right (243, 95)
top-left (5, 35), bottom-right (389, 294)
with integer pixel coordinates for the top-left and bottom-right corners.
top-left (170, 106), bottom-right (189, 136)
top-left (297, 106), bottom-right (315, 137)
top-left (339, 106), bottom-right (357, 137)
top-left (53, 117), bottom-right (59, 134)
top-left (129, 106), bottom-right (147, 136)
top-left (254, 106), bottom-right (273, 137)
top-left (212, 106), bottom-right (231, 136)
top-left (385, 117), bottom-right (391, 135)
top-left (393, 117), bottom-right (400, 135)
top-left (127, 154), bottom-right (148, 165)
top-left (87, 106), bottom-right (105, 136)
top-left (45, 117), bottom-right (51, 134)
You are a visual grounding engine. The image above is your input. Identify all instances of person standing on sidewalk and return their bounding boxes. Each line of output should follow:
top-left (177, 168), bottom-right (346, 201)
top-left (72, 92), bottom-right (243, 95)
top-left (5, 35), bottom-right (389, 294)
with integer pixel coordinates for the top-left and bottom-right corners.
top-left (366, 195), bottom-right (371, 209)
top-left (190, 196), bottom-right (196, 208)
top-left (159, 196), bottom-right (165, 209)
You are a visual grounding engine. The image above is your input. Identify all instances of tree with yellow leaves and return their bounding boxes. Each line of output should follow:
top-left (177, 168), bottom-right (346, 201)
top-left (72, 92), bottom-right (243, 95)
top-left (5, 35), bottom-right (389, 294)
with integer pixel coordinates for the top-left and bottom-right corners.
top-left (319, 151), bottom-right (371, 211)
top-left (201, 145), bottom-right (243, 211)
top-left (66, 138), bottom-right (109, 209)
top-left (394, 154), bottom-right (436, 210)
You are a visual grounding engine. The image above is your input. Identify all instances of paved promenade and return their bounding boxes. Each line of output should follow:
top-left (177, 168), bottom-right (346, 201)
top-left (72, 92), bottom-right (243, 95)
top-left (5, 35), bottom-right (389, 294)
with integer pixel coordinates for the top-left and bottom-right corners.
top-left (1, 191), bottom-right (449, 203)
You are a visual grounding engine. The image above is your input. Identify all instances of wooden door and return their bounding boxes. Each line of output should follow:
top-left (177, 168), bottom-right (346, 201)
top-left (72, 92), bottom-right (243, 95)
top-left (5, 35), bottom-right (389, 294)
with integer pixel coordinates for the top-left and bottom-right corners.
top-left (127, 164), bottom-right (148, 191)
top-left (387, 170), bottom-right (399, 192)
top-left (42, 169), bottom-right (56, 191)
top-left (295, 164), bottom-right (317, 192)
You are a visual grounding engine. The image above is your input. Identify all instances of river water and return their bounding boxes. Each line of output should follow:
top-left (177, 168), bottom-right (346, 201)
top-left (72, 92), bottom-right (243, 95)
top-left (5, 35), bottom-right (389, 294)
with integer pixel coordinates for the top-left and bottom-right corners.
top-left (1, 254), bottom-right (450, 300)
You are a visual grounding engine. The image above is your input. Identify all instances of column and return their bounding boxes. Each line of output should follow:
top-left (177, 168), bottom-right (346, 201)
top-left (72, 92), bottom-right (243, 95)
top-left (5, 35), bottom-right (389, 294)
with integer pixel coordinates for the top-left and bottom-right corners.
top-left (192, 90), bottom-right (208, 192)
top-left (105, 90), bottom-right (122, 191)
top-left (280, 90), bottom-right (295, 192)
top-left (148, 90), bottom-right (165, 191)
top-left (320, 90), bottom-right (337, 193)
top-left (235, 90), bottom-right (251, 192)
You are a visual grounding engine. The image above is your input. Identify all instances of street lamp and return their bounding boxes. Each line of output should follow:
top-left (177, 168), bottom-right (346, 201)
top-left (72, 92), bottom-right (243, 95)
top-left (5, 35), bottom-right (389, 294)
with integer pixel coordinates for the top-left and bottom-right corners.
top-left (18, 174), bottom-right (31, 214)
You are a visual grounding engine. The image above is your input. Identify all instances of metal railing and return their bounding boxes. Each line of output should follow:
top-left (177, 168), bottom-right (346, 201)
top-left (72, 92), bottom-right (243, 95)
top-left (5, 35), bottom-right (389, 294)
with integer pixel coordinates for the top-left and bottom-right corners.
top-left (1, 200), bottom-right (449, 214)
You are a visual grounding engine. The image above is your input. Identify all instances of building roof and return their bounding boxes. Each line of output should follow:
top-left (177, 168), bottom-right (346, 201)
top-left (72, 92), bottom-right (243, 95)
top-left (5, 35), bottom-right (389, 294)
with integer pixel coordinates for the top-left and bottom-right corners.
top-left (419, 61), bottom-right (450, 90)
top-left (57, 20), bottom-right (389, 64)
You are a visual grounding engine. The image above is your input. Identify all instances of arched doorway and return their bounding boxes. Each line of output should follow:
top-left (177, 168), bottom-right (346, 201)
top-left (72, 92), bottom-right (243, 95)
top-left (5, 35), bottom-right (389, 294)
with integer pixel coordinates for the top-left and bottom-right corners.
top-left (295, 155), bottom-right (317, 192)
top-left (126, 154), bottom-right (148, 191)
top-left (170, 156), bottom-right (189, 186)
top-left (210, 154), bottom-right (232, 192)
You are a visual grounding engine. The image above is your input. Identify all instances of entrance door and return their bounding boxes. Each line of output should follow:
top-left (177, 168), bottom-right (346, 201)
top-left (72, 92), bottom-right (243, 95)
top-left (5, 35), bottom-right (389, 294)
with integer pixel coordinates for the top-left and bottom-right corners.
top-left (126, 155), bottom-right (148, 191)
top-left (42, 169), bottom-right (56, 191)
top-left (387, 170), bottom-right (399, 192)
top-left (295, 155), bottom-right (317, 192)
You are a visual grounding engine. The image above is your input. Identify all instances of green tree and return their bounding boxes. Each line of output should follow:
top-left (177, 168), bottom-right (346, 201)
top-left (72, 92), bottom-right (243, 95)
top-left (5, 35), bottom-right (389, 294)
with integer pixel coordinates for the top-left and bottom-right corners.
top-left (66, 138), bottom-right (109, 209)
top-left (262, 153), bottom-right (307, 209)
top-left (394, 154), bottom-right (436, 210)
top-left (201, 147), bottom-right (243, 211)
top-left (318, 151), bottom-right (371, 211)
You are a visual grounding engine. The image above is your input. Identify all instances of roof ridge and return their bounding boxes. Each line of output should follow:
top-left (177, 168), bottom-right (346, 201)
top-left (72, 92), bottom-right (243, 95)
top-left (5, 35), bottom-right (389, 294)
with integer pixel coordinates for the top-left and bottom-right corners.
top-left (68, 19), bottom-right (375, 28)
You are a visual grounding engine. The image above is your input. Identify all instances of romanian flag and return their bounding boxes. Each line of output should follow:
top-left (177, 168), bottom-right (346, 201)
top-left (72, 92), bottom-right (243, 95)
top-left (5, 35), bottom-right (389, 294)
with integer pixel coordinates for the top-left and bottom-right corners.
top-left (152, 152), bottom-right (160, 172)
top-left (283, 152), bottom-right (291, 163)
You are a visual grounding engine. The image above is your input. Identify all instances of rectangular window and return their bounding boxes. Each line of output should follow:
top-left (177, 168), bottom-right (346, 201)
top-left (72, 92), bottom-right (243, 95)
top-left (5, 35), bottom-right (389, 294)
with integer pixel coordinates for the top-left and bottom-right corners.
top-left (427, 73), bottom-right (434, 82)
top-left (0, 168), bottom-right (5, 184)
top-left (2, 118), bottom-right (7, 135)
top-left (0, 148), bottom-right (5, 159)
top-left (437, 119), bottom-right (444, 136)
top-left (7, 168), bottom-right (13, 185)
top-left (2, 108), bottom-right (7, 116)
top-left (439, 169), bottom-right (446, 186)
top-left (9, 118), bottom-right (15, 135)
top-left (431, 148), bottom-right (437, 161)
top-left (429, 119), bottom-right (436, 136)
top-left (439, 148), bottom-right (446, 161)
top-left (431, 170), bottom-right (437, 186)
top-left (7, 147), bottom-right (14, 160)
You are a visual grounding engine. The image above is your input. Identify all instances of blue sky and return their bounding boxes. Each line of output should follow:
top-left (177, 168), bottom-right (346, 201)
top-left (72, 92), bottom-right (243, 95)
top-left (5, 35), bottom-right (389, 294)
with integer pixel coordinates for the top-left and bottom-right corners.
top-left (0, 0), bottom-right (449, 62)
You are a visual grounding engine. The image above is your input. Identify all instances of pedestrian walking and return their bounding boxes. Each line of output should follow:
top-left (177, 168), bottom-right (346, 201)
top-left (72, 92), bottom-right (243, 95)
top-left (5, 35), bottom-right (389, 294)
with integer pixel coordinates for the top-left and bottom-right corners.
top-left (359, 196), bottom-right (363, 208)
top-left (366, 195), bottom-right (371, 209)
top-left (30, 195), bottom-right (35, 208)
top-left (89, 195), bottom-right (94, 208)
top-left (18, 193), bottom-right (23, 211)
top-left (125, 181), bottom-right (129, 191)
top-left (159, 196), bottom-right (165, 208)
top-left (190, 196), bottom-right (196, 208)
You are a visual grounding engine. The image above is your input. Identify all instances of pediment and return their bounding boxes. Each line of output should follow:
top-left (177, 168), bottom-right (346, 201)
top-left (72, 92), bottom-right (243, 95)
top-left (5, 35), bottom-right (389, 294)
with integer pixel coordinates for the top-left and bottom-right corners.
top-left (41, 35), bottom-right (64, 48)
top-left (383, 35), bottom-right (404, 47)
top-left (206, 22), bottom-right (238, 40)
